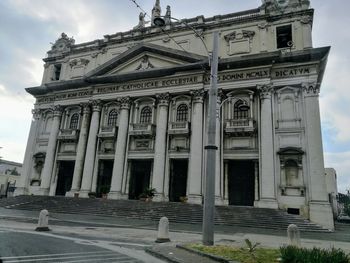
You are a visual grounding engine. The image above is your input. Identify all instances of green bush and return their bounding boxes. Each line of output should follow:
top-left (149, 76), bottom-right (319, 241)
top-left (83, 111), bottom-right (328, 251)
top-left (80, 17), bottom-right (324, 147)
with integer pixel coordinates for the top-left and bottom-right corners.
top-left (280, 246), bottom-right (350, 263)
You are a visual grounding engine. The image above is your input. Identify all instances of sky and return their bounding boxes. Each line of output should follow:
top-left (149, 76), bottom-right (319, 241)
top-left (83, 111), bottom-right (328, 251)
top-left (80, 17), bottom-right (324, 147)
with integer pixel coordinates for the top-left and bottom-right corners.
top-left (0, 0), bottom-right (349, 193)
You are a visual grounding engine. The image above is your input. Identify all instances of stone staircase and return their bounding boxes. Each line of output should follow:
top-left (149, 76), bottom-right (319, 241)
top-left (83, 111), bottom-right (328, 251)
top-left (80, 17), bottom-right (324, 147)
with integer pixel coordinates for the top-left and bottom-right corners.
top-left (0, 195), bottom-right (330, 232)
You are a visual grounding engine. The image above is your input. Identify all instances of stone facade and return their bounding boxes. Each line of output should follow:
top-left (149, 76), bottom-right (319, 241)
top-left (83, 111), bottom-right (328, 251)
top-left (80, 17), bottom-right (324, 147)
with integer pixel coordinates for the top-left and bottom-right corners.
top-left (16, 0), bottom-right (334, 229)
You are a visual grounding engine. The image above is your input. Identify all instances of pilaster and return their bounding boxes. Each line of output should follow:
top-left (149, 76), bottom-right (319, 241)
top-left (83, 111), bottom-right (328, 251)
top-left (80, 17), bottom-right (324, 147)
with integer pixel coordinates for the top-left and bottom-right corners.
top-left (187, 89), bottom-right (205, 204)
top-left (302, 82), bottom-right (333, 229)
top-left (300, 15), bottom-right (313, 49)
top-left (152, 93), bottom-right (170, 202)
top-left (39, 105), bottom-right (63, 195)
top-left (79, 100), bottom-right (102, 197)
top-left (15, 109), bottom-right (41, 195)
top-left (109, 97), bottom-right (131, 200)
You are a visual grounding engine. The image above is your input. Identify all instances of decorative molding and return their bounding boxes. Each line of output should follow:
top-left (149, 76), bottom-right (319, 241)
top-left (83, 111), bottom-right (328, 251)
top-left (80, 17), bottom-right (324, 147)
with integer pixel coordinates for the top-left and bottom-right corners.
top-left (191, 89), bottom-right (205, 102)
top-left (258, 22), bottom-right (269, 29)
top-left (302, 82), bottom-right (319, 95)
top-left (90, 100), bottom-right (102, 112)
top-left (53, 105), bottom-right (63, 117)
top-left (119, 96), bottom-right (131, 110)
top-left (80, 103), bottom-right (91, 115)
top-left (32, 109), bottom-right (41, 120)
top-left (157, 93), bottom-right (170, 106)
top-left (224, 30), bottom-right (255, 42)
top-left (300, 15), bottom-right (313, 25)
top-left (257, 84), bottom-right (274, 99)
top-left (135, 56), bottom-right (154, 71)
top-left (69, 58), bottom-right (90, 68)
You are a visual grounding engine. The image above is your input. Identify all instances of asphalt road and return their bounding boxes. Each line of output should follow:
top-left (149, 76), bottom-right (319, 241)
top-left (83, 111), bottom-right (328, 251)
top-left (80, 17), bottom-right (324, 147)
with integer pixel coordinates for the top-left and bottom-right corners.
top-left (0, 228), bottom-right (164, 263)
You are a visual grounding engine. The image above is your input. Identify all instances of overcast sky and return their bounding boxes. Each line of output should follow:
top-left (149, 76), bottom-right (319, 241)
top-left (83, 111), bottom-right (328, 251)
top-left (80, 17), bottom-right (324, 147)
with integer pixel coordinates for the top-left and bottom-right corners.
top-left (0, 0), bottom-right (349, 193)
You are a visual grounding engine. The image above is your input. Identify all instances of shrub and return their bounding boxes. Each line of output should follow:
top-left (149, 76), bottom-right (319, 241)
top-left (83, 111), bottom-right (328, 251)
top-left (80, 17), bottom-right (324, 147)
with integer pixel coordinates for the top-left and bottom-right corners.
top-left (280, 246), bottom-right (350, 263)
top-left (344, 203), bottom-right (350, 217)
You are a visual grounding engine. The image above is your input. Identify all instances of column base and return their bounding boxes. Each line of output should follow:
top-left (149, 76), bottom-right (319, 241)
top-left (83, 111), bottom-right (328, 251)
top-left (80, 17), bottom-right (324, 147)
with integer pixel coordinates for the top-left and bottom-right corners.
top-left (152, 193), bottom-right (166, 202)
top-left (108, 191), bottom-right (128, 200)
top-left (65, 190), bottom-right (80, 198)
top-left (214, 196), bottom-right (225, 206)
top-left (187, 194), bottom-right (202, 205)
top-left (254, 199), bottom-right (278, 209)
top-left (36, 188), bottom-right (50, 196)
top-left (78, 190), bottom-right (91, 198)
top-left (309, 201), bottom-right (334, 231)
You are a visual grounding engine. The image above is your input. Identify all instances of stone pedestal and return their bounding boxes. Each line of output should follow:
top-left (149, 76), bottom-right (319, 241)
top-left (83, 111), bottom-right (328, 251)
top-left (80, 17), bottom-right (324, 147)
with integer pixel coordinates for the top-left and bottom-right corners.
top-left (39, 106), bottom-right (62, 195)
top-left (35, 209), bottom-right (50, 231)
top-left (80, 101), bottom-right (101, 197)
top-left (156, 217), bottom-right (171, 243)
top-left (109, 97), bottom-right (130, 199)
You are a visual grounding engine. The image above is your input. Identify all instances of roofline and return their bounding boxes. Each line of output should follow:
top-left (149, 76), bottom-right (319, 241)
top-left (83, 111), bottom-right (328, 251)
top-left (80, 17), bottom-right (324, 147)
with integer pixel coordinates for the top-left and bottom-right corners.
top-left (27, 46), bottom-right (330, 96)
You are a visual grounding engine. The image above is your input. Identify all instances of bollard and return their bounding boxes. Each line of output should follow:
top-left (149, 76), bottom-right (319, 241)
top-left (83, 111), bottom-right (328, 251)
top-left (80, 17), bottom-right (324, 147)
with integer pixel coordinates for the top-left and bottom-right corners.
top-left (287, 224), bottom-right (300, 247)
top-left (155, 216), bottom-right (170, 243)
top-left (35, 209), bottom-right (50, 231)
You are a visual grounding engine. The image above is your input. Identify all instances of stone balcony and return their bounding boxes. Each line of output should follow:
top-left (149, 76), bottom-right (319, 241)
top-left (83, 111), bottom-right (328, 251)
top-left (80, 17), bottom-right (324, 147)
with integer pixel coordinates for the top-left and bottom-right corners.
top-left (224, 118), bottom-right (255, 136)
top-left (98, 125), bottom-right (117, 138)
top-left (129, 123), bottom-right (156, 137)
top-left (58, 129), bottom-right (79, 140)
top-left (168, 122), bottom-right (190, 135)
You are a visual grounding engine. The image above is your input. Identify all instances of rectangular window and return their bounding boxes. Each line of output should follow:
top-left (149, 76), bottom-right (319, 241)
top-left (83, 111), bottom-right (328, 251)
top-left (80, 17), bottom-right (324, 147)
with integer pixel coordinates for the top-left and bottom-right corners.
top-left (276, 25), bottom-right (292, 49)
top-left (53, 64), bottom-right (62, 80)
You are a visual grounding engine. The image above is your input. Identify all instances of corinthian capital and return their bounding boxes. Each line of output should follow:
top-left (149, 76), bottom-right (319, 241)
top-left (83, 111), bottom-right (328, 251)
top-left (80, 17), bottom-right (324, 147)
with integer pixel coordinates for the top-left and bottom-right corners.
top-left (156, 93), bottom-right (170, 106)
top-left (31, 109), bottom-right (41, 120)
top-left (191, 88), bottom-right (205, 103)
top-left (257, 84), bottom-right (274, 99)
top-left (52, 105), bottom-right (63, 117)
top-left (302, 82), bottom-right (319, 96)
top-left (119, 96), bottom-right (131, 110)
top-left (89, 99), bottom-right (102, 112)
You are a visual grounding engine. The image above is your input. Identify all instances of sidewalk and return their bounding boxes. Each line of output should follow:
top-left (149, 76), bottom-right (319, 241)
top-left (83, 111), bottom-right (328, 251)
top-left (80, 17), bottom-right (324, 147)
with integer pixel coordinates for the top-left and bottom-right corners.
top-left (0, 207), bottom-right (349, 262)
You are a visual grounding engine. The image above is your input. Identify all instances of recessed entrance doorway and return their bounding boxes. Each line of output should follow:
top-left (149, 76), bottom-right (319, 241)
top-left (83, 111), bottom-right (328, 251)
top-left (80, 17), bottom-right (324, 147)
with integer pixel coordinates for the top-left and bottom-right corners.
top-left (169, 159), bottom-right (188, 202)
top-left (96, 160), bottom-right (113, 197)
top-left (228, 160), bottom-right (255, 206)
top-left (128, 160), bottom-right (152, 200)
top-left (55, 161), bottom-right (75, 196)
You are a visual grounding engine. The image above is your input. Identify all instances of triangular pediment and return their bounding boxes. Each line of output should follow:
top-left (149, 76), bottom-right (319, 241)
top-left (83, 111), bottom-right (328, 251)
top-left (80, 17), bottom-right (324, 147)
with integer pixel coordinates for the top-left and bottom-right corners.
top-left (85, 43), bottom-right (206, 78)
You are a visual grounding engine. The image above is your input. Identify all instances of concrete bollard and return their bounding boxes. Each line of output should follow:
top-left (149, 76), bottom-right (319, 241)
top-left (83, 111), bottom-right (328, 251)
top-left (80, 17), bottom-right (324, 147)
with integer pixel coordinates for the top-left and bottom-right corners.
top-left (287, 224), bottom-right (300, 247)
top-left (156, 216), bottom-right (171, 243)
top-left (35, 209), bottom-right (50, 231)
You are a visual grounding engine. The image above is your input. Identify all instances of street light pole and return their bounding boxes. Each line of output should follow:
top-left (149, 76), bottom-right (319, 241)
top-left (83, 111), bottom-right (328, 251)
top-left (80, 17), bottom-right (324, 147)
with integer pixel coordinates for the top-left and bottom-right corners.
top-left (152, 15), bottom-right (219, 245)
top-left (203, 31), bottom-right (219, 246)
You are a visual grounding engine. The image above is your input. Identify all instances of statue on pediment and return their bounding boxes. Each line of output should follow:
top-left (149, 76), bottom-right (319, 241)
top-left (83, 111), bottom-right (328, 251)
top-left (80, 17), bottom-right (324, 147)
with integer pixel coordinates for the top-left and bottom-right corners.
top-left (136, 56), bottom-right (154, 71)
top-left (134, 12), bottom-right (148, 30)
top-left (151, 0), bottom-right (162, 26)
top-left (261, 0), bottom-right (310, 14)
top-left (48, 32), bottom-right (75, 57)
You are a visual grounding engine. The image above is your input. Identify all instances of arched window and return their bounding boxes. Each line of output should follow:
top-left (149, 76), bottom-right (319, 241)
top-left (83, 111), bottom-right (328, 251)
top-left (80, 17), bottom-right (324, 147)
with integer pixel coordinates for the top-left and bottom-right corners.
top-left (176, 104), bottom-right (188, 122)
top-left (107, 109), bottom-right (118, 126)
top-left (233, 100), bottom-right (249, 119)
top-left (140, 106), bottom-right (152, 123)
top-left (69, 113), bottom-right (79, 129)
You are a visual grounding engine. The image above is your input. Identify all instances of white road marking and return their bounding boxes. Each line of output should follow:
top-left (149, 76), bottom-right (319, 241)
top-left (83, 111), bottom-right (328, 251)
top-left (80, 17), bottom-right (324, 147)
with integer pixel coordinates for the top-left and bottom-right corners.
top-left (0, 251), bottom-right (108, 259)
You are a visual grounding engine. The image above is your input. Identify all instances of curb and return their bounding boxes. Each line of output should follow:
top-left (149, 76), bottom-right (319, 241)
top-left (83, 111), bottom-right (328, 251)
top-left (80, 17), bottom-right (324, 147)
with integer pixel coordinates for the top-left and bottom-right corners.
top-left (176, 244), bottom-right (239, 263)
top-left (145, 247), bottom-right (181, 263)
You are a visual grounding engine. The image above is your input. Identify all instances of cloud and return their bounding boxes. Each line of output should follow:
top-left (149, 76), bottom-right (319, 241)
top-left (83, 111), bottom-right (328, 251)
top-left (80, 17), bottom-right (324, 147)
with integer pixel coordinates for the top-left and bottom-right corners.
top-left (324, 152), bottom-right (350, 193)
top-left (0, 84), bottom-right (34, 163)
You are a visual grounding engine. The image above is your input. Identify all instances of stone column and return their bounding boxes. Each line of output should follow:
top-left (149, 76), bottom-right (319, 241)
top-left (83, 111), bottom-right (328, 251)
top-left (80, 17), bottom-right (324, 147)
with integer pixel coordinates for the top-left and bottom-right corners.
top-left (39, 105), bottom-right (62, 195)
top-left (303, 83), bottom-right (334, 230)
top-left (15, 109), bottom-right (41, 195)
top-left (300, 16), bottom-right (313, 49)
top-left (79, 100), bottom-right (102, 197)
top-left (256, 85), bottom-right (278, 208)
top-left (67, 104), bottom-right (91, 196)
top-left (215, 94), bottom-right (223, 204)
top-left (109, 97), bottom-right (131, 200)
top-left (152, 93), bottom-right (170, 201)
top-left (187, 89), bottom-right (205, 204)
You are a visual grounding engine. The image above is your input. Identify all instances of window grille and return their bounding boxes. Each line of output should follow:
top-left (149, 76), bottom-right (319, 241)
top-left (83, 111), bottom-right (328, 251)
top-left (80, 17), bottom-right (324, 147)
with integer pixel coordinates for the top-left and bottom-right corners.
top-left (176, 104), bottom-right (188, 122)
top-left (107, 109), bottom-right (118, 126)
top-left (140, 106), bottom-right (152, 123)
top-left (233, 100), bottom-right (249, 119)
top-left (69, 113), bottom-right (79, 129)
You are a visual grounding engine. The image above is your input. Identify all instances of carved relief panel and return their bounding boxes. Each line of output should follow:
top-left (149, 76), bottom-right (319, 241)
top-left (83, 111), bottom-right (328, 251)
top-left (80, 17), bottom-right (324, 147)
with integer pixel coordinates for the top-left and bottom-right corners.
top-left (276, 86), bottom-right (301, 129)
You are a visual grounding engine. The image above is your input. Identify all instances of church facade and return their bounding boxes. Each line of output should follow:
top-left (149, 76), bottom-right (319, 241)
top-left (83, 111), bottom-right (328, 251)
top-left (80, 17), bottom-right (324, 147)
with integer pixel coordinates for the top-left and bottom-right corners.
top-left (16, 0), bottom-right (334, 229)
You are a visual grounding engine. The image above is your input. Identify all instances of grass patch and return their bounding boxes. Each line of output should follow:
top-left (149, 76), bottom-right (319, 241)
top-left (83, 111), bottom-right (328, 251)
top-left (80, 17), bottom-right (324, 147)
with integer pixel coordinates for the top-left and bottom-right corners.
top-left (187, 244), bottom-right (281, 263)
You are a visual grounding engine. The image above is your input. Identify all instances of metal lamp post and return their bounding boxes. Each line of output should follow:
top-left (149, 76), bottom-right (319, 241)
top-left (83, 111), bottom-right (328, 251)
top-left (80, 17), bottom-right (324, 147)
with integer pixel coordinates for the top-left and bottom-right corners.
top-left (153, 16), bottom-right (219, 246)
